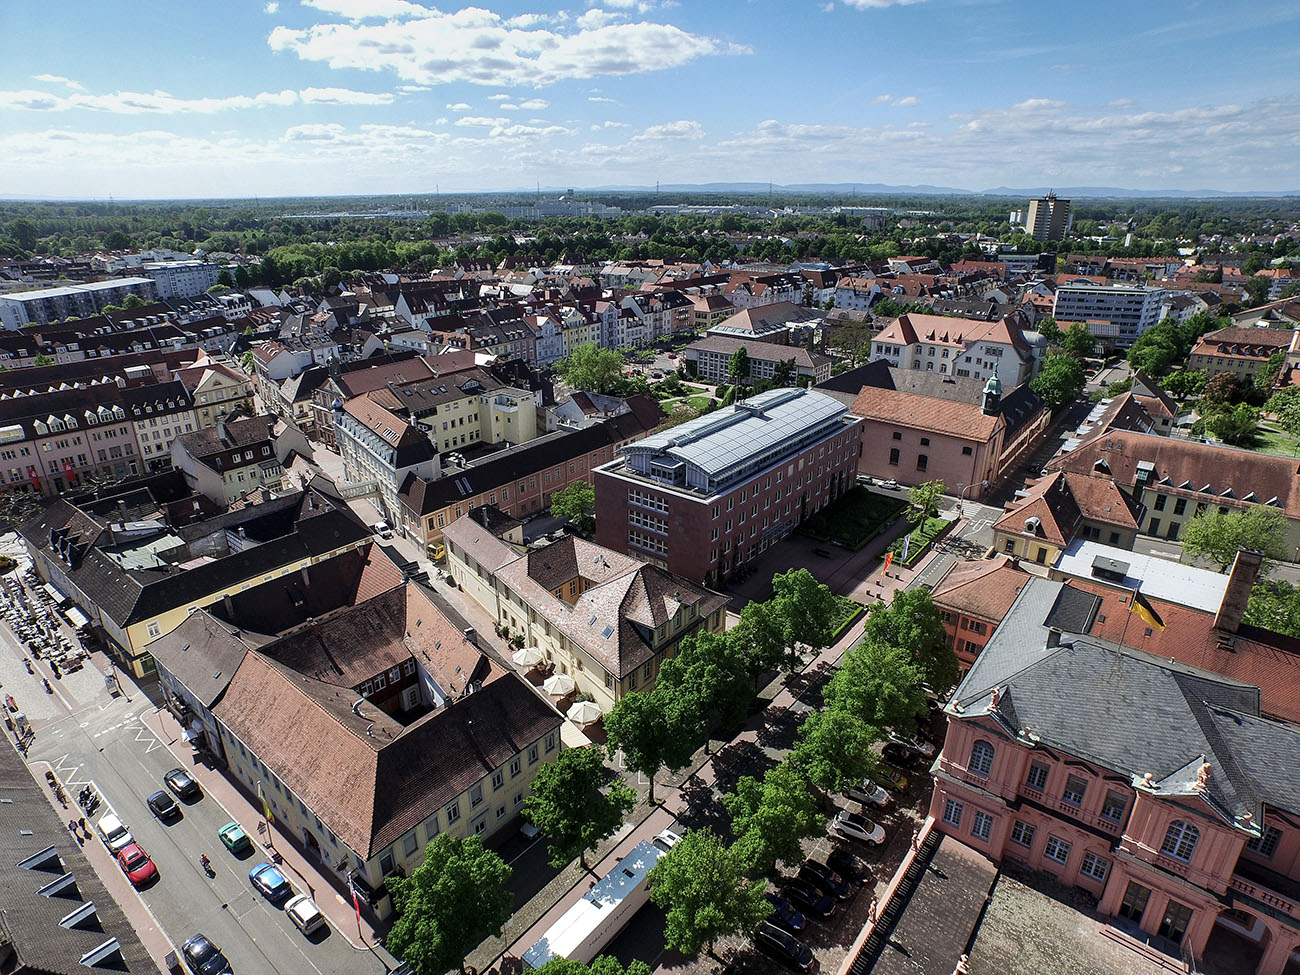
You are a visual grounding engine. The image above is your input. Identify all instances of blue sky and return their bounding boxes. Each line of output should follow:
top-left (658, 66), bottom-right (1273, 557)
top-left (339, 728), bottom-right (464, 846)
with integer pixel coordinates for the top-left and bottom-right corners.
top-left (1, 0), bottom-right (1297, 199)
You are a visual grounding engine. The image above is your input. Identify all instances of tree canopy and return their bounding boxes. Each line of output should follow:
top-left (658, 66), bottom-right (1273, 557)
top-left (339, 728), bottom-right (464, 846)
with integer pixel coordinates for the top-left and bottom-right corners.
top-left (1030, 353), bottom-right (1086, 409)
top-left (386, 834), bottom-right (513, 975)
top-left (861, 587), bottom-right (958, 693)
top-left (604, 686), bottom-right (698, 804)
top-left (1059, 321), bottom-right (1098, 359)
top-left (908, 479), bottom-right (946, 523)
top-left (723, 763), bottom-right (822, 876)
top-left (1181, 506), bottom-right (1288, 572)
top-left (557, 342), bottom-right (626, 395)
top-left (524, 747), bottom-right (635, 869)
top-left (550, 482), bottom-right (597, 535)
top-left (647, 829), bottom-right (771, 958)
top-left (823, 638), bottom-right (928, 731)
top-left (1244, 580), bottom-right (1300, 638)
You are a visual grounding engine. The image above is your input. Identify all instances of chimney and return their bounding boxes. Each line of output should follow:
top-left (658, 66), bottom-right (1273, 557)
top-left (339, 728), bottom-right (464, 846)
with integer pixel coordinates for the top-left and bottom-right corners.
top-left (216, 417), bottom-right (229, 445)
top-left (1214, 549), bottom-right (1263, 635)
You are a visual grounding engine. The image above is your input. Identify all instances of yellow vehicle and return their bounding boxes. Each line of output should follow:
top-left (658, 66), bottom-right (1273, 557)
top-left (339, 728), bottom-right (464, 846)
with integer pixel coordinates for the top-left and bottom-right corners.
top-left (427, 543), bottom-right (446, 561)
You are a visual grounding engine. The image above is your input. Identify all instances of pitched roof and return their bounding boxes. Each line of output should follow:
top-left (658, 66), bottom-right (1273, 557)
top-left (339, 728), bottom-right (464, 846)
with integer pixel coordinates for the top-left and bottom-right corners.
top-left (148, 610), bottom-right (256, 708)
top-left (852, 384), bottom-right (1000, 441)
top-left (686, 333), bottom-right (828, 370)
top-left (930, 555), bottom-right (1030, 623)
top-left (994, 471), bottom-right (1083, 546)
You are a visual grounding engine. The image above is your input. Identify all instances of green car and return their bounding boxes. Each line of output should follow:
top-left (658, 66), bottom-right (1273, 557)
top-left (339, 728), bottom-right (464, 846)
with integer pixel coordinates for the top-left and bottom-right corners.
top-left (218, 821), bottom-right (253, 855)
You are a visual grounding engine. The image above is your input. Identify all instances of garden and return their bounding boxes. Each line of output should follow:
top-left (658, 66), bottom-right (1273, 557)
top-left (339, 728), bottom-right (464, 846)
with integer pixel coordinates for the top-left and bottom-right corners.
top-left (798, 486), bottom-right (908, 551)
top-left (888, 515), bottom-right (953, 567)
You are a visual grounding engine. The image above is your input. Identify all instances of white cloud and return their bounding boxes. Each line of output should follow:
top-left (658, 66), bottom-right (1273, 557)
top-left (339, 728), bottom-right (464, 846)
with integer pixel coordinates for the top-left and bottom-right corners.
top-left (576, 8), bottom-right (623, 29)
top-left (873, 93), bottom-right (892, 103)
top-left (841, 0), bottom-right (926, 7)
top-left (445, 102), bottom-right (471, 111)
top-left (264, 1), bottom-right (279, 12)
top-left (0, 85), bottom-right (393, 113)
top-left (454, 115), bottom-right (507, 126)
top-left (894, 95), bottom-right (919, 107)
top-left (518, 98), bottom-right (549, 110)
top-left (630, 119), bottom-right (704, 142)
top-left (487, 93), bottom-right (511, 101)
top-left (32, 74), bottom-right (84, 91)
top-left (268, 7), bottom-right (747, 88)
top-left (588, 95), bottom-right (616, 103)
top-left (299, 86), bottom-right (396, 104)
top-left (285, 122), bottom-right (346, 141)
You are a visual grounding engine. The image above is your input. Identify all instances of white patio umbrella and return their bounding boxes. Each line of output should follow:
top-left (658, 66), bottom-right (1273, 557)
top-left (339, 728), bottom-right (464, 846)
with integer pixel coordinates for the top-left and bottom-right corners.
top-left (543, 673), bottom-right (577, 696)
top-left (512, 646), bottom-right (544, 669)
top-left (567, 700), bottom-right (603, 725)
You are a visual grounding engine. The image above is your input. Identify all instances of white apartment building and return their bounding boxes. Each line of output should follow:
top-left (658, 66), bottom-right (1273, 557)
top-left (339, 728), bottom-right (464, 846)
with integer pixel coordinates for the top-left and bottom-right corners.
top-left (142, 261), bottom-right (222, 299)
top-left (1052, 284), bottom-right (1167, 348)
top-left (0, 277), bottom-right (160, 329)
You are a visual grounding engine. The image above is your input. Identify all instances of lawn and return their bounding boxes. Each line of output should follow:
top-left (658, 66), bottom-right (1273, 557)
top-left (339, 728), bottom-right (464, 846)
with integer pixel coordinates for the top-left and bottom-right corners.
top-left (1248, 425), bottom-right (1300, 457)
top-left (798, 486), bottom-right (909, 551)
top-left (889, 516), bottom-right (951, 566)
top-left (829, 595), bottom-right (866, 640)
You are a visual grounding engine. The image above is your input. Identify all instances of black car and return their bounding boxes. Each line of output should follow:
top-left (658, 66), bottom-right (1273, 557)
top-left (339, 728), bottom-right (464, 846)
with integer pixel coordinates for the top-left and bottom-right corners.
top-left (764, 891), bottom-right (806, 933)
top-left (146, 790), bottom-right (180, 822)
top-left (164, 767), bottom-right (201, 801)
top-left (783, 877), bottom-right (835, 919)
top-left (882, 742), bottom-right (928, 771)
top-left (827, 847), bottom-right (865, 884)
top-left (181, 934), bottom-right (232, 975)
top-left (754, 921), bottom-right (814, 971)
top-left (800, 860), bottom-right (851, 901)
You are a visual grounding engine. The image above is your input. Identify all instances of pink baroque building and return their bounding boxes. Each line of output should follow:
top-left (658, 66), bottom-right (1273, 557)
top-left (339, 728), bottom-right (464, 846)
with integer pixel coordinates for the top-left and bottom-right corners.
top-left (928, 576), bottom-right (1300, 975)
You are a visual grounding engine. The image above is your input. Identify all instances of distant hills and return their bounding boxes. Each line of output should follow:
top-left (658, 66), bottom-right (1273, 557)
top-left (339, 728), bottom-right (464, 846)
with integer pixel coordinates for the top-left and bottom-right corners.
top-left (583, 181), bottom-right (1300, 199)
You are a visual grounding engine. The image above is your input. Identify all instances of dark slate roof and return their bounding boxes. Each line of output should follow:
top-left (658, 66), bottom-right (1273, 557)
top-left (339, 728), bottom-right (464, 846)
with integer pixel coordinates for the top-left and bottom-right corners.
top-left (1042, 583), bottom-right (1101, 633)
top-left (399, 411), bottom-right (653, 516)
top-left (815, 359), bottom-right (893, 396)
top-left (148, 609), bottom-right (254, 708)
top-left (953, 576), bottom-right (1278, 826)
top-left (997, 383), bottom-right (1048, 438)
top-left (0, 743), bottom-right (154, 974)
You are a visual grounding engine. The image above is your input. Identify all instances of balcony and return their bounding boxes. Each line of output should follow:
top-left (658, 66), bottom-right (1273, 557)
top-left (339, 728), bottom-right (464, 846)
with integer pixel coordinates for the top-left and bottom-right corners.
top-left (1232, 860), bottom-right (1300, 925)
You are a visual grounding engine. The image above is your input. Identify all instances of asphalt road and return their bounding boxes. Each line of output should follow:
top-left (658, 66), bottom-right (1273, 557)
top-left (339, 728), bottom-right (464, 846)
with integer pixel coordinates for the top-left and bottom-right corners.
top-left (10, 655), bottom-right (387, 975)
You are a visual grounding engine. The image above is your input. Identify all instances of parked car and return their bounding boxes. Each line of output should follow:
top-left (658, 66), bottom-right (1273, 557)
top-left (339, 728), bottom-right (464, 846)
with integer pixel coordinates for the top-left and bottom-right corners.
top-left (799, 859), bottom-right (851, 901)
top-left (882, 742), bottom-right (929, 770)
top-left (887, 731), bottom-right (936, 758)
top-left (828, 847), bottom-right (866, 884)
top-left (667, 352), bottom-right (677, 359)
top-left (285, 893), bottom-right (327, 935)
top-left (844, 779), bottom-right (891, 808)
top-left (812, 547), bottom-right (833, 559)
top-left (651, 370), bottom-right (664, 379)
top-left (249, 862), bottom-right (293, 902)
top-left (764, 892), bottom-right (806, 933)
top-left (218, 821), bottom-right (253, 855)
top-left (872, 764), bottom-right (909, 792)
top-left (651, 829), bottom-right (682, 853)
top-left (832, 810), bottom-right (885, 846)
top-left (147, 790), bottom-right (181, 822)
top-left (164, 767), bottom-right (202, 801)
top-left (371, 520), bottom-right (393, 539)
top-left (754, 921), bottom-right (814, 971)
top-left (881, 478), bottom-right (900, 489)
top-left (95, 812), bottom-right (133, 854)
top-left (117, 843), bottom-right (157, 887)
top-left (782, 877), bottom-right (835, 919)
top-left (181, 934), bottom-right (233, 975)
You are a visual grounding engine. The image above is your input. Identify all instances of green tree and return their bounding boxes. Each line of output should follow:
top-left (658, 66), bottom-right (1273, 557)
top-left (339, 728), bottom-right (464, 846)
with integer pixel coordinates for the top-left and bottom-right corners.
top-left (823, 639), bottom-right (928, 731)
top-left (524, 747), bottom-right (635, 870)
top-left (1035, 317), bottom-right (1061, 343)
top-left (1203, 372), bottom-right (1241, 404)
top-left (769, 568), bottom-right (841, 668)
top-left (771, 358), bottom-right (796, 387)
top-left (386, 834), bottom-right (512, 975)
top-left (1257, 349), bottom-right (1287, 392)
top-left (1204, 403), bottom-right (1259, 446)
top-left (33, 353), bottom-right (53, 367)
top-left (790, 707), bottom-right (880, 796)
top-left (535, 959), bottom-right (651, 975)
top-left (215, 269), bottom-right (234, 288)
top-left (729, 599), bottom-right (787, 677)
top-left (1060, 322), bottom-right (1097, 359)
top-left (647, 829), bottom-right (771, 959)
top-left (657, 630), bottom-right (753, 736)
top-left (728, 345), bottom-right (750, 385)
top-left (1182, 506), bottom-right (1288, 572)
top-left (908, 479), bottom-right (946, 524)
top-left (550, 482), bottom-right (596, 535)
top-left (558, 342), bottom-right (626, 395)
top-left (101, 229), bottom-right (131, 250)
top-left (7, 219), bottom-right (38, 250)
top-left (862, 587), bottom-right (958, 692)
top-left (1164, 369), bottom-right (1208, 401)
top-left (604, 688), bottom-right (697, 804)
top-left (1030, 353), bottom-right (1086, 409)
top-left (1244, 580), bottom-right (1300, 638)
top-left (723, 762), bottom-right (822, 876)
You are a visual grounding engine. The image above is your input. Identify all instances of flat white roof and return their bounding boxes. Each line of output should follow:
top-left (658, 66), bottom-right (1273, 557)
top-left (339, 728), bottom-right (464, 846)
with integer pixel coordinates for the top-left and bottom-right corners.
top-left (1053, 539), bottom-right (1228, 613)
top-left (1, 277), bottom-right (154, 302)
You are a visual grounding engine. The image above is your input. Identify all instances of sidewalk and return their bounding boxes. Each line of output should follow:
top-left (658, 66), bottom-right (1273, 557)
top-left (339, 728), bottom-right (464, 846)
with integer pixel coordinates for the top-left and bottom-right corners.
top-left (140, 706), bottom-right (399, 968)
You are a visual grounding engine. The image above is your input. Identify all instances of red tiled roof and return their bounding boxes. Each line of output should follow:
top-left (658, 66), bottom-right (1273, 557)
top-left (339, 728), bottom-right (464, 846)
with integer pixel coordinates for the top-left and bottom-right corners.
top-left (852, 385), bottom-right (1000, 441)
top-left (931, 555), bottom-right (1029, 622)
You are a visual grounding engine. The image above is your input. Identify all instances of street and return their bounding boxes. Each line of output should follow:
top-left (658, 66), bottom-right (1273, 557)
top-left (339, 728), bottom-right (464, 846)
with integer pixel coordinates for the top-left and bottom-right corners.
top-left (3, 610), bottom-right (388, 975)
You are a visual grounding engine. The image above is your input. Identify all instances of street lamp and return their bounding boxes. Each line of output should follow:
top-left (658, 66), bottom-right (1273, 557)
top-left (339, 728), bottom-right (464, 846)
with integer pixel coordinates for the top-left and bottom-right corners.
top-left (954, 480), bottom-right (989, 520)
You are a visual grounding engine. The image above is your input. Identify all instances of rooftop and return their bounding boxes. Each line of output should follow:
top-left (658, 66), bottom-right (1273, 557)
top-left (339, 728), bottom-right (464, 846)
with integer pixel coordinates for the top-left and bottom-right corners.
top-left (1052, 538), bottom-right (1229, 612)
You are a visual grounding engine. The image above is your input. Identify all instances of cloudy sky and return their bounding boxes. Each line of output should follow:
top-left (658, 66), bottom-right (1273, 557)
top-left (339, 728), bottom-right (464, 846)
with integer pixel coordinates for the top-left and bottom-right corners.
top-left (1, 0), bottom-right (1297, 199)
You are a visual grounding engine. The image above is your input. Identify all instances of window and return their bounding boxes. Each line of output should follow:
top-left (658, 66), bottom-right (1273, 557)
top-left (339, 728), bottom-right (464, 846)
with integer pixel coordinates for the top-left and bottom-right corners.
top-left (1004, 539), bottom-right (1016, 554)
top-left (1148, 518), bottom-right (1161, 536)
top-left (969, 740), bottom-right (994, 777)
top-left (1010, 820), bottom-right (1035, 847)
top-left (916, 454), bottom-right (928, 472)
top-left (971, 810), bottom-right (993, 841)
top-left (1101, 790), bottom-right (1127, 823)
top-left (629, 670), bottom-right (638, 690)
top-left (1026, 762), bottom-right (1049, 791)
top-left (545, 732), bottom-right (557, 753)
top-left (962, 446), bottom-right (973, 456)
top-left (510, 757), bottom-right (522, 777)
top-left (1158, 899), bottom-right (1194, 945)
top-left (470, 784), bottom-right (484, 808)
top-left (1043, 835), bottom-right (1071, 864)
top-left (1119, 881), bottom-right (1151, 922)
top-left (1174, 497), bottom-right (1187, 515)
top-left (528, 744), bottom-right (539, 764)
top-left (146, 621), bottom-right (161, 638)
top-left (380, 850), bottom-right (396, 875)
top-left (920, 437), bottom-right (930, 447)
top-left (892, 431), bottom-right (903, 440)
top-left (1062, 775), bottom-right (1087, 806)
top-left (1247, 824), bottom-right (1282, 858)
top-left (1160, 820), bottom-right (1200, 862)
top-left (403, 832), bottom-right (419, 856)
top-left (445, 800), bottom-right (460, 823)
top-left (491, 770), bottom-right (504, 790)
top-left (1080, 851), bottom-right (1109, 881)
top-left (889, 448), bottom-right (900, 466)
top-left (942, 798), bottom-right (964, 827)
top-left (1154, 494), bottom-right (1167, 511)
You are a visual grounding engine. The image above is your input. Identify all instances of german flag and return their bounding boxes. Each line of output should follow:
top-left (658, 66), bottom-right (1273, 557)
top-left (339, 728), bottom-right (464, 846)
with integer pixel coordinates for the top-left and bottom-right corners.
top-left (1131, 589), bottom-right (1166, 631)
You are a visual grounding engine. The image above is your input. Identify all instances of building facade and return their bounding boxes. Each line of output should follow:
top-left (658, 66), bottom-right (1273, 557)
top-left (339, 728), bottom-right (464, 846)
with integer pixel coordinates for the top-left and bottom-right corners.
top-left (1052, 283), bottom-right (1167, 348)
top-left (1025, 194), bottom-right (1071, 241)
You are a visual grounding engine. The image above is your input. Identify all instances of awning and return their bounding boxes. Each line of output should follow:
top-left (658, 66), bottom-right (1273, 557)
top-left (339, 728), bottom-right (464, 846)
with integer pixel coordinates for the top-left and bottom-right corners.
top-left (63, 606), bottom-right (90, 629)
top-left (44, 583), bottom-right (69, 605)
top-left (181, 726), bottom-right (201, 742)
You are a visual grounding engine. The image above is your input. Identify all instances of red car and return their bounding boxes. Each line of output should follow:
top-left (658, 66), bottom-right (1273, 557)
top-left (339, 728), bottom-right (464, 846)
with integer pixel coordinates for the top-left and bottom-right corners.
top-left (117, 843), bottom-right (157, 887)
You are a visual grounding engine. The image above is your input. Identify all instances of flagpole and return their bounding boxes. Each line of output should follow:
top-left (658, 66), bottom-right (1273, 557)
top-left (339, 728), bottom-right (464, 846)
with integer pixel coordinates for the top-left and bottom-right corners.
top-left (1118, 579), bottom-right (1137, 649)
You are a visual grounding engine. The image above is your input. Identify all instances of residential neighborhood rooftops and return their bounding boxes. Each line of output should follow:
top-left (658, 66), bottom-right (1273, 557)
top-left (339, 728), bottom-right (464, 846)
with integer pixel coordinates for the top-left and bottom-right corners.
top-left (1052, 538), bottom-right (1230, 612)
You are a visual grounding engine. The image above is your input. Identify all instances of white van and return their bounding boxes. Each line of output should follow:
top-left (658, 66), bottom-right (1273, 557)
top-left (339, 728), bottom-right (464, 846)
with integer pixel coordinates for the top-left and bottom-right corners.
top-left (96, 812), bottom-right (133, 853)
top-left (371, 521), bottom-right (393, 539)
